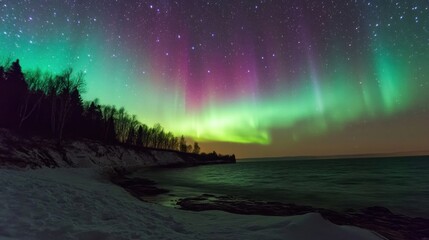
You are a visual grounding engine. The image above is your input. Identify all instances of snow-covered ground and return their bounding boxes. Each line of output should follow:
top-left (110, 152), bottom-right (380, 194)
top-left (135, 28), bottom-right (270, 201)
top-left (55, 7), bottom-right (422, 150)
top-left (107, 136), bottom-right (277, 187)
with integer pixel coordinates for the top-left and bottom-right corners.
top-left (0, 168), bottom-right (385, 240)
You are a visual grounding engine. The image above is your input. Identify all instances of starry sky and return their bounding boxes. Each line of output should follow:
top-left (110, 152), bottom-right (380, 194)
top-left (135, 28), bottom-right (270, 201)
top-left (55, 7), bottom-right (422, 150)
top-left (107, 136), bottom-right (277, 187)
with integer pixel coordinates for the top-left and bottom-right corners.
top-left (1, 0), bottom-right (429, 158)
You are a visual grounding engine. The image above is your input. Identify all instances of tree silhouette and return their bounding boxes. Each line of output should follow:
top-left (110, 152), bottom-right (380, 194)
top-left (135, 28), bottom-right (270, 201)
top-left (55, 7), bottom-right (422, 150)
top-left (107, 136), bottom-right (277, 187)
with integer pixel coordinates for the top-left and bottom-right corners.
top-left (126, 125), bottom-right (136, 145)
top-left (179, 135), bottom-right (187, 152)
top-left (136, 125), bottom-right (143, 146)
top-left (42, 68), bottom-right (85, 142)
top-left (84, 100), bottom-right (103, 139)
top-left (140, 124), bottom-right (150, 147)
top-left (106, 115), bottom-right (117, 143)
top-left (1, 60), bottom-right (28, 128)
top-left (193, 142), bottom-right (201, 154)
top-left (100, 105), bottom-right (115, 141)
top-left (152, 123), bottom-right (164, 148)
top-left (0, 65), bottom-right (8, 127)
top-left (0, 59), bottom-right (234, 159)
top-left (18, 70), bottom-right (45, 129)
top-left (57, 69), bottom-right (85, 142)
top-left (186, 144), bottom-right (193, 153)
top-left (66, 88), bottom-right (84, 137)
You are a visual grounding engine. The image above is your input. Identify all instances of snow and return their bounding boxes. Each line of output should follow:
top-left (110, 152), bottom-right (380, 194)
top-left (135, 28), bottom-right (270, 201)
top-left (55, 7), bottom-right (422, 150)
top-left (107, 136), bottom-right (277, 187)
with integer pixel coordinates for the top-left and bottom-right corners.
top-left (151, 150), bottom-right (186, 166)
top-left (0, 129), bottom-right (189, 169)
top-left (0, 168), bottom-right (384, 240)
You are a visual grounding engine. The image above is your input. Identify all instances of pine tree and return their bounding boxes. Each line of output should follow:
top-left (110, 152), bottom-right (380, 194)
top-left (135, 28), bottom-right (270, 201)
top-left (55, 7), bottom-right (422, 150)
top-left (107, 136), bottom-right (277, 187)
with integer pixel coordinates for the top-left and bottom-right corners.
top-left (0, 66), bottom-right (7, 127)
top-left (0, 66), bottom-right (5, 80)
top-left (3, 60), bottom-right (29, 128)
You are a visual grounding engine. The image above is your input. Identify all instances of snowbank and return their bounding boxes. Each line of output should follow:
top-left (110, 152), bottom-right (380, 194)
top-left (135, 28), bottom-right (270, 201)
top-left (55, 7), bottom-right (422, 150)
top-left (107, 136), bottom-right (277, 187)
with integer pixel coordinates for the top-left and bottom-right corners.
top-left (0, 168), bottom-right (384, 240)
top-left (0, 129), bottom-right (233, 169)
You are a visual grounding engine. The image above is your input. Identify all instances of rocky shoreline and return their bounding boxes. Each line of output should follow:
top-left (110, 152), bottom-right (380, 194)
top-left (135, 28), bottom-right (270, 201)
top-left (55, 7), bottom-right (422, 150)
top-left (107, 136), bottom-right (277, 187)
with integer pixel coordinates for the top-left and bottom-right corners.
top-left (177, 194), bottom-right (429, 240)
top-left (111, 175), bottom-right (170, 199)
top-left (113, 175), bottom-right (429, 240)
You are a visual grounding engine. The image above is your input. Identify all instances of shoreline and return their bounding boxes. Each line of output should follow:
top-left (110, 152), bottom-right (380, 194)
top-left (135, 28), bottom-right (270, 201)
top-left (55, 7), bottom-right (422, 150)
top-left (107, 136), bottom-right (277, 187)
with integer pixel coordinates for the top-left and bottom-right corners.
top-left (0, 167), bottom-right (385, 240)
top-left (0, 128), bottom-right (236, 170)
top-left (1, 128), bottom-right (427, 239)
top-left (112, 173), bottom-right (429, 240)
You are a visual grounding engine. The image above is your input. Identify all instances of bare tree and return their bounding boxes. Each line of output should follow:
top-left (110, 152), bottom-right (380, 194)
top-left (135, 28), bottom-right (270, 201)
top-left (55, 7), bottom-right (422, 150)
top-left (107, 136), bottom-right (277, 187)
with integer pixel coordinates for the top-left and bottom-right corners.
top-left (48, 68), bottom-right (85, 143)
top-left (18, 69), bottom-right (46, 128)
top-left (140, 124), bottom-right (149, 147)
top-left (115, 107), bottom-right (128, 143)
top-left (101, 105), bottom-right (117, 141)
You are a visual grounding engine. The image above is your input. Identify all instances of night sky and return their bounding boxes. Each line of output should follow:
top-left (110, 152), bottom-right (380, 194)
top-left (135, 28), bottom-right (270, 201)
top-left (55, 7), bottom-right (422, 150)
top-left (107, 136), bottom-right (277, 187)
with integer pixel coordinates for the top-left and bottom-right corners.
top-left (1, 0), bottom-right (428, 158)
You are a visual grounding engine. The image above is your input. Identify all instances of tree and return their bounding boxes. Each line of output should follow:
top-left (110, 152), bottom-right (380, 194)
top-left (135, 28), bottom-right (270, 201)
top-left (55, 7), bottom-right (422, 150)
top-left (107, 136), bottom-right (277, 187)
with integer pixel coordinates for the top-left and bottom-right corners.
top-left (186, 144), bottom-right (193, 153)
top-left (152, 123), bottom-right (164, 148)
top-left (126, 126), bottom-right (136, 145)
top-left (66, 88), bottom-right (84, 136)
top-left (106, 115), bottom-right (117, 143)
top-left (46, 68), bottom-right (85, 143)
top-left (193, 142), bottom-right (201, 154)
top-left (1, 59), bottom-right (29, 128)
top-left (115, 108), bottom-right (138, 143)
top-left (140, 124), bottom-right (149, 147)
top-left (179, 135), bottom-right (187, 152)
top-left (84, 100), bottom-right (103, 139)
top-left (114, 107), bottom-right (126, 142)
top-left (0, 66), bottom-right (5, 82)
top-left (0, 59), bottom-right (196, 154)
top-left (18, 70), bottom-right (45, 129)
top-left (171, 137), bottom-right (179, 151)
top-left (0, 65), bottom-right (8, 127)
top-left (165, 132), bottom-right (175, 149)
top-left (136, 125), bottom-right (143, 146)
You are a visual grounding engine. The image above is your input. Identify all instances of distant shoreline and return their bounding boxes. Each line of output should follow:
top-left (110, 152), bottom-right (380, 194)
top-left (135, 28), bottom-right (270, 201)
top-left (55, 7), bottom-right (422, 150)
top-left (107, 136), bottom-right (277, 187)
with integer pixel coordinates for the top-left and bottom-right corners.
top-left (239, 153), bottom-right (429, 162)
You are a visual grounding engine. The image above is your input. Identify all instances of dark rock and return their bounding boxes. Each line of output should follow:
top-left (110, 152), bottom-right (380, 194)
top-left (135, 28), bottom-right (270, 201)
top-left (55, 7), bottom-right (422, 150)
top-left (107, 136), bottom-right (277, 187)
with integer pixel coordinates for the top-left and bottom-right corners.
top-left (361, 206), bottom-right (393, 216)
top-left (111, 176), bottom-right (169, 198)
top-left (117, 178), bottom-right (157, 186)
top-left (177, 194), bottom-right (429, 240)
top-left (129, 185), bottom-right (169, 196)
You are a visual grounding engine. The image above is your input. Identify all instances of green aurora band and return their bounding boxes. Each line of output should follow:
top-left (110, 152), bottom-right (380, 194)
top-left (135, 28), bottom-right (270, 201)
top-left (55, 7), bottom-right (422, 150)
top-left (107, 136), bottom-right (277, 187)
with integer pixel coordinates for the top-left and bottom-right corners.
top-left (1, 1), bottom-right (427, 147)
top-left (171, 51), bottom-right (415, 144)
top-left (0, 32), bottom-right (420, 145)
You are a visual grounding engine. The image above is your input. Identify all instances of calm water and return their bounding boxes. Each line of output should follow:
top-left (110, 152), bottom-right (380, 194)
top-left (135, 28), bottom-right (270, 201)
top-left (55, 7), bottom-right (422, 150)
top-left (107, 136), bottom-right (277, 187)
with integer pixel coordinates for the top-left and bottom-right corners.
top-left (135, 156), bottom-right (429, 217)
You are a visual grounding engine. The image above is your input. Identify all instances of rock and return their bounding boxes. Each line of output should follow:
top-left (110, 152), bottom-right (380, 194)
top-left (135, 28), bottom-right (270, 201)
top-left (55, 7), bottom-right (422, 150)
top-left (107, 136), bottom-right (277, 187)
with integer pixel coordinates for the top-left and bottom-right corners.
top-left (361, 206), bottom-right (393, 216)
top-left (177, 194), bottom-right (429, 240)
top-left (111, 176), bottom-right (169, 198)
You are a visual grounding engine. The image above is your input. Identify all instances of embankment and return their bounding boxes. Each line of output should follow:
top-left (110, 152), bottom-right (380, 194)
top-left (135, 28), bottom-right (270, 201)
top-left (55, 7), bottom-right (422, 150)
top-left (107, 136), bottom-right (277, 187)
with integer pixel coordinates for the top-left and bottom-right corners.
top-left (0, 129), bottom-right (235, 169)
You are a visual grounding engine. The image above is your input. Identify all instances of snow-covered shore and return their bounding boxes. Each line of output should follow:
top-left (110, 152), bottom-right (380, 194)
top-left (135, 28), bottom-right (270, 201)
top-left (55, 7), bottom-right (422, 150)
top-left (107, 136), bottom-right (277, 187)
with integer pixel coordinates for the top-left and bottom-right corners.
top-left (0, 129), bottom-right (234, 170)
top-left (0, 168), bottom-right (384, 240)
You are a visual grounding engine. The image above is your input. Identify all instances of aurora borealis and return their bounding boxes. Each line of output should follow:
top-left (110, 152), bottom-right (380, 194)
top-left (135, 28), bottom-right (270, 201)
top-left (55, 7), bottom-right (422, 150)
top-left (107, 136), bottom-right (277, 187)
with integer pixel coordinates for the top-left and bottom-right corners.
top-left (1, 1), bottom-right (428, 157)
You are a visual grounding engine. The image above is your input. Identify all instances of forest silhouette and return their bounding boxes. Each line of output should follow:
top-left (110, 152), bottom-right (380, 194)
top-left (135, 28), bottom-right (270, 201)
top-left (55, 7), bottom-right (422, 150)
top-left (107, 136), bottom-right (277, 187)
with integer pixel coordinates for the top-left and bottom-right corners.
top-left (0, 58), bottom-right (233, 160)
